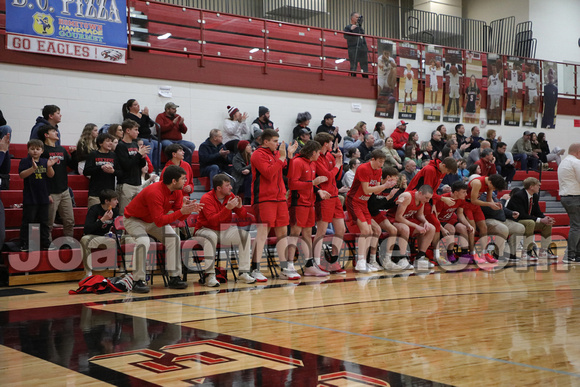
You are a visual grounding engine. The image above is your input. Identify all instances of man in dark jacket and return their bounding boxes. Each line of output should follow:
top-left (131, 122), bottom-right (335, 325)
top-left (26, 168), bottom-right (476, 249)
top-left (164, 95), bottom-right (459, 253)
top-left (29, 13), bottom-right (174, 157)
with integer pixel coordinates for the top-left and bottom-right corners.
top-left (344, 12), bottom-right (368, 77)
top-left (316, 113), bottom-right (342, 144)
top-left (30, 105), bottom-right (62, 146)
top-left (199, 129), bottom-right (231, 189)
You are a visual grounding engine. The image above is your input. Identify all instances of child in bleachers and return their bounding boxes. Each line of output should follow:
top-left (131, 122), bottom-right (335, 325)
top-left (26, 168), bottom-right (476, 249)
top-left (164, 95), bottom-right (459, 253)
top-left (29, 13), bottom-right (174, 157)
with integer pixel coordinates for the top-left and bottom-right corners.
top-left (161, 144), bottom-right (192, 196)
top-left (19, 139), bottom-right (56, 251)
top-left (84, 133), bottom-right (121, 208)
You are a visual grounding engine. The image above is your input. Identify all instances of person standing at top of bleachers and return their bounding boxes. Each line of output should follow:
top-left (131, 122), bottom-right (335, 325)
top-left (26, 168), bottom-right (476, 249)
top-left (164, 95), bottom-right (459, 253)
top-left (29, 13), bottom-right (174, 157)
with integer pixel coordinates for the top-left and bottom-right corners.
top-left (115, 119), bottom-right (149, 214)
top-left (30, 105), bottom-right (61, 146)
top-left (0, 109), bottom-right (13, 140)
top-left (250, 106), bottom-right (276, 148)
top-left (199, 129), bottom-right (231, 189)
top-left (75, 123), bottom-right (98, 175)
top-left (344, 12), bottom-right (368, 77)
top-left (155, 102), bottom-right (195, 165)
top-left (222, 105), bottom-right (249, 155)
top-left (38, 125), bottom-right (76, 241)
top-left (84, 133), bottom-right (121, 208)
top-left (122, 99), bottom-right (159, 169)
top-left (19, 139), bottom-right (56, 251)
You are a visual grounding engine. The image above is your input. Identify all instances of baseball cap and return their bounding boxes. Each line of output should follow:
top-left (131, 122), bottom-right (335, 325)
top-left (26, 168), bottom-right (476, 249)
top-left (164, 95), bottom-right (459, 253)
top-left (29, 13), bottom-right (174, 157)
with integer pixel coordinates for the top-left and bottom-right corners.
top-left (397, 120), bottom-right (408, 127)
top-left (165, 102), bottom-right (179, 109)
top-left (324, 113), bottom-right (336, 120)
top-left (300, 128), bottom-right (312, 135)
top-left (523, 130), bottom-right (531, 136)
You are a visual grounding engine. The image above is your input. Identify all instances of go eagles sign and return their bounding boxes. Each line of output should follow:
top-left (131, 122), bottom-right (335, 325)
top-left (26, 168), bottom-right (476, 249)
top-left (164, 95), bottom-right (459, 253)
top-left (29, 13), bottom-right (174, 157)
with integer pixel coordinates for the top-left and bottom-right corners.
top-left (6, 0), bottom-right (128, 64)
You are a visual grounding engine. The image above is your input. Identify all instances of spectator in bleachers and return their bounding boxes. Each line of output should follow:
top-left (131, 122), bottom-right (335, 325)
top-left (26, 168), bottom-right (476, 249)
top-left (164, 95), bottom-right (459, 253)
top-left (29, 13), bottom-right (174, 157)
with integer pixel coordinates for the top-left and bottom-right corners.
top-left (419, 141), bottom-right (433, 162)
top-left (343, 129), bottom-right (362, 155)
top-left (250, 106), bottom-right (276, 147)
top-left (122, 99), bottom-right (159, 169)
top-left (199, 129), bottom-right (230, 189)
top-left (84, 133), bottom-right (121, 208)
top-left (467, 140), bottom-right (491, 167)
top-left (390, 120), bottom-right (409, 159)
top-left (0, 109), bottom-right (13, 139)
top-left (317, 113), bottom-right (341, 144)
top-left (537, 132), bottom-right (564, 166)
top-left (507, 177), bottom-right (557, 260)
top-left (344, 146), bottom-right (360, 165)
top-left (406, 131), bottom-right (420, 155)
top-left (455, 124), bottom-right (467, 146)
top-left (404, 144), bottom-right (421, 166)
top-left (511, 130), bottom-right (540, 171)
top-left (75, 123), bottom-right (98, 175)
top-left (466, 126), bottom-right (484, 151)
top-left (156, 102), bottom-right (195, 164)
top-left (372, 121), bottom-right (386, 149)
top-left (494, 141), bottom-right (515, 186)
top-left (442, 139), bottom-right (462, 161)
top-left (485, 129), bottom-right (501, 151)
top-left (0, 133), bottom-right (9, 251)
top-left (115, 119), bottom-right (149, 214)
top-left (38, 125), bottom-right (76, 240)
top-left (19, 139), bottom-right (56, 251)
top-left (80, 189), bottom-right (119, 278)
top-left (436, 124), bottom-right (448, 141)
top-left (401, 159), bottom-right (417, 184)
top-left (430, 130), bottom-right (446, 158)
top-left (474, 148), bottom-right (496, 176)
top-left (382, 137), bottom-right (402, 170)
top-left (123, 165), bottom-right (202, 293)
top-left (161, 144), bottom-right (193, 196)
top-left (292, 112), bottom-right (312, 141)
top-left (222, 105), bottom-right (249, 154)
top-left (357, 134), bottom-right (375, 161)
top-left (139, 162), bottom-right (159, 191)
top-left (231, 140), bottom-right (252, 202)
top-left (354, 121), bottom-right (368, 136)
top-left (107, 123), bottom-right (123, 140)
top-left (194, 174), bottom-right (257, 287)
top-left (30, 105), bottom-right (62, 146)
top-left (344, 12), bottom-right (368, 77)
top-left (342, 157), bottom-right (360, 190)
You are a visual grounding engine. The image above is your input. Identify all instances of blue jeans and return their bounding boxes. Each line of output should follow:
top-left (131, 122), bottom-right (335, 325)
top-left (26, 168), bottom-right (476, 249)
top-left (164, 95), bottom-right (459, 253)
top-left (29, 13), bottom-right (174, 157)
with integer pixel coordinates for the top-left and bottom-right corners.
top-left (141, 138), bottom-right (159, 170)
top-left (201, 165), bottom-right (220, 189)
top-left (512, 153), bottom-right (539, 171)
top-left (161, 139), bottom-right (196, 164)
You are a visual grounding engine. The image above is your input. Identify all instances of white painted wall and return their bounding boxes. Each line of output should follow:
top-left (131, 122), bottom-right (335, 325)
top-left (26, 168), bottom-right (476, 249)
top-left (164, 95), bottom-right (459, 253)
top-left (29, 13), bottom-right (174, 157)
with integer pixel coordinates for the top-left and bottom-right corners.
top-left (415, 0), bottom-right (462, 18)
top-left (462, 0), bottom-right (529, 25)
top-left (0, 62), bottom-right (574, 154)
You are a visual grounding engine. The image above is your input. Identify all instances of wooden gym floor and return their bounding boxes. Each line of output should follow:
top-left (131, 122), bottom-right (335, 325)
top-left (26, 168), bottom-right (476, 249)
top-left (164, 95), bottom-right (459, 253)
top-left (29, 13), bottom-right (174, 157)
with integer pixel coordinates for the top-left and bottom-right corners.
top-left (1, 257), bottom-right (580, 386)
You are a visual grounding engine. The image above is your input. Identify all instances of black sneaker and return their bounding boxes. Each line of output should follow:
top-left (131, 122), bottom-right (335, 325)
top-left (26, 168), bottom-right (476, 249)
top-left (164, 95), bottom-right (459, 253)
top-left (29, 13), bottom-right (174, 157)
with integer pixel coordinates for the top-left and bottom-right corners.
top-left (133, 280), bottom-right (150, 293)
top-left (563, 256), bottom-right (580, 264)
top-left (168, 276), bottom-right (188, 289)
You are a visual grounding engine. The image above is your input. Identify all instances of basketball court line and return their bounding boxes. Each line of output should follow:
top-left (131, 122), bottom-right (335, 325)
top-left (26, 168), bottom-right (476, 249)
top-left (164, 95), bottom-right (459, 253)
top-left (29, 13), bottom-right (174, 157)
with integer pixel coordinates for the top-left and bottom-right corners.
top-left (159, 296), bottom-right (580, 379)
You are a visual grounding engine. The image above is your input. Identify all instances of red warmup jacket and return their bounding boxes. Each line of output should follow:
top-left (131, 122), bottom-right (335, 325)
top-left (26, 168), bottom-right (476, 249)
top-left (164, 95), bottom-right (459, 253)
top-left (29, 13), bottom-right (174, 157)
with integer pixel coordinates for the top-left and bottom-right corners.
top-left (390, 128), bottom-right (409, 150)
top-left (406, 159), bottom-right (445, 201)
top-left (155, 113), bottom-right (188, 141)
top-left (314, 151), bottom-right (341, 197)
top-left (251, 146), bottom-right (287, 204)
top-left (145, 155), bottom-right (154, 174)
top-left (474, 158), bottom-right (496, 176)
top-left (288, 155), bottom-right (317, 207)
top-left (161, 159), bottom-right (194, 193)
top-left (124, 182), bottom-right (187, 226)
top-left (196, 191), bottom-right (247, 231)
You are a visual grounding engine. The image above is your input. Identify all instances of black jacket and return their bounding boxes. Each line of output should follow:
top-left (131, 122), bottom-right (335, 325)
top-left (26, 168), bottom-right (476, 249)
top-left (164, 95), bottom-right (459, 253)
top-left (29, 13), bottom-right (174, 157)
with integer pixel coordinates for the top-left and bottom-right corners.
top-left (506, 189), bottom-right (544, 220)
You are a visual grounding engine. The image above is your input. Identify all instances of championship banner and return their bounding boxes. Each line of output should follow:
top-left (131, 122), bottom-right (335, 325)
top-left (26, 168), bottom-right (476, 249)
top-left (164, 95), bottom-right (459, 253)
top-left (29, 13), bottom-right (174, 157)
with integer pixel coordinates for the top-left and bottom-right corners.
top-left (504, 57), bottom-right (523, 126)
top-left (423, 46), bottom-right (444, 122)
top-left (486, 53), bottom-right (504, 126)
top-left (375, 40), bottom-right (397, 119)
top-left (541, 61), bottom-right (558, 129)
top-left (443, 49), bottom-right (463, 123)
top-left (523, 59), bottom-right (540, 127)
top-left (397, 42), bottom-right (419, 121)
top-left (6, 0), bottom-right (127, 64)
top-left (462, 51), bottom-right (483, 124)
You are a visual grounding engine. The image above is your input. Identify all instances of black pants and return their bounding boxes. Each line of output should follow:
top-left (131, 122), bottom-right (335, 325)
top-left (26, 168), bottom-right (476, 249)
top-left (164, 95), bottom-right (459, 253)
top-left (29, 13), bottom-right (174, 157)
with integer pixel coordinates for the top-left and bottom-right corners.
top-left (20, 204), bottom-right (50, 249)
top-left (348, 44), bottom-right (368, 77)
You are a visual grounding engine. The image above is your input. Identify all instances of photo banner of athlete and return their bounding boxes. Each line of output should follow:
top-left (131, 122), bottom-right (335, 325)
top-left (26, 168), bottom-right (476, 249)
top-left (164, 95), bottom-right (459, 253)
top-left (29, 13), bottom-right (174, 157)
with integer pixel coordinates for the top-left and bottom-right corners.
top-left (397, 42), bottom-right (420, 121)
top-left (423, 46), bottom-right (444, 122)
top-left (486, 53), bottom-right (504, 126)
top-left (541, 61), bottom-right (558, 129)
top-left (462, 51), bottom-right (484, 124)
top-left (504, 57), bottom-right (524, 126)
top-left (443, 49), bottom-right (463, 123)
top-left (6, 0), bottom-right (127, 64)
top-left (523, 59), bottom-right (540, 127)
top-left (375, 40), bottom-right (398, 119)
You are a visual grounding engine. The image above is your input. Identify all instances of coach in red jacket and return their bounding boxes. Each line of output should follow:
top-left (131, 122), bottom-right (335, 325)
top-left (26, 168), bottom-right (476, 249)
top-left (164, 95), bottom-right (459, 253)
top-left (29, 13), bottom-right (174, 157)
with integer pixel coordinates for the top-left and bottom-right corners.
top-left (195, 174), bottom-right (257, 287)
top-left (124, 165), bottom-right (202, 293)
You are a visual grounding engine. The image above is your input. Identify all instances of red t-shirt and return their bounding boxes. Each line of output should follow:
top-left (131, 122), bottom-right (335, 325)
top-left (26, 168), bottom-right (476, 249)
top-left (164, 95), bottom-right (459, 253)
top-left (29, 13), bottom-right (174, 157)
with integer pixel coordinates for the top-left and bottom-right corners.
top-left (347, 161), bottom-right (381, 203)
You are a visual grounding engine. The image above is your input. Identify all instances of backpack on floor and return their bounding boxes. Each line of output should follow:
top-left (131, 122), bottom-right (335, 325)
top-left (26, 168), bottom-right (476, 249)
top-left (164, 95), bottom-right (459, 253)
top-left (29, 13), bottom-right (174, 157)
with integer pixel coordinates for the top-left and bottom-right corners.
top-left (69, 274), bottom-right (125, 295)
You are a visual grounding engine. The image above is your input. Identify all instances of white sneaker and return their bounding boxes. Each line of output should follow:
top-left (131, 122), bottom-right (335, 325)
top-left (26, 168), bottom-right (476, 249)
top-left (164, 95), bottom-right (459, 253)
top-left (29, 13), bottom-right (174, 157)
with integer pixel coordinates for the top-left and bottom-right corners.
top-left (355, 259), bottom-right (369, 272)
top-left (522, 251), bottom-right (538, 261)
top-left (250, 269), bottom-right (268, 282)
top-left (204, 273), bottom-right (220, 288)
top-left (303, 265), bottom-right (330, 277)
top-left (367, 262), bottom-right (383, 272)
top-left (416, 257), bottom-right (434, 270)
top-left (238, 272), bottom-right (257, 284)
top-left (382, 259), bottom-right (401, 271)
top-left (280, 268), bottom-right (301, 280)
top-left (397, 258), bottom-right (414, 270)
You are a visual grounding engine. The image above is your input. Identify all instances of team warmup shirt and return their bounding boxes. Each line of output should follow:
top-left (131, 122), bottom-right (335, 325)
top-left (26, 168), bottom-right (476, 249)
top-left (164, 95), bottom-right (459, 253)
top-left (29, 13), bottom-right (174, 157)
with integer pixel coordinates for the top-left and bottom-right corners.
top-left (41, 144), bottom-right (73, 194)
top-left (251, 146), bottom-right (287, 204)
top-left (196, 190), bottom-right (247, 231)
top-left (288, 155), bottom-right (317, 207)
top-left (115, 139), bottom-right (146, 186)
top-left (83, 150), bottom-right (121, 197)
top-left (314, 151), bottom-right (341, 197)
top-left (347, 161), bottom-right (381, 203)
top-left (406, 159), bottom-right (446, 200)
top-left (124, 181), bottom-right (188, 226)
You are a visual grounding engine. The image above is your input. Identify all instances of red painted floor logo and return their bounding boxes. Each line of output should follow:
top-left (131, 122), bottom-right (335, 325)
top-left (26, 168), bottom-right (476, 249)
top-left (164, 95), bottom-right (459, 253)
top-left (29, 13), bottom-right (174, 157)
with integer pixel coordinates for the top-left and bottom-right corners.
top-left (90, 339), bottom-right (304, 384)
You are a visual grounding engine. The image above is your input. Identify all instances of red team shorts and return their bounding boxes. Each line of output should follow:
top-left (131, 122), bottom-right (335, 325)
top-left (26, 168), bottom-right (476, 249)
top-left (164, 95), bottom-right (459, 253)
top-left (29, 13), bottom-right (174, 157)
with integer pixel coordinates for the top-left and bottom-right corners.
top-left (315, 197), bottom-right (345, 223)
top-left (464, 202), bottom-right (485, 223)
top-left (289, 205), bottom-right (316, 228)
top-left (346, 198), bottom-right (372, 225)
top-left (372, 211), bottom-right (388, 224)
top-left (253, 201), bottom-right (289, 228)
